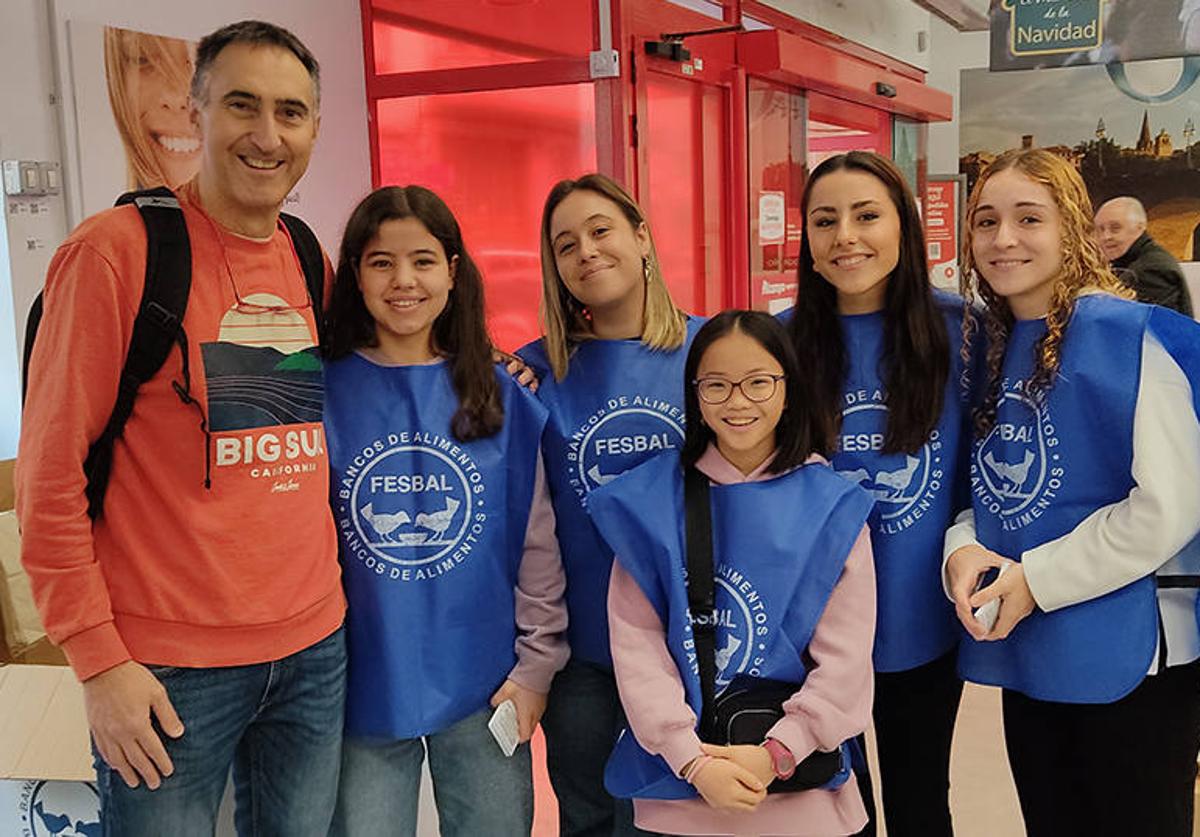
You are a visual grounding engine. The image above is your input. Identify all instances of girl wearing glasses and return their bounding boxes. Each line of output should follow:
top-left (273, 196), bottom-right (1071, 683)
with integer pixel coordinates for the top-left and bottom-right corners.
top-left (517, 173), bottom-right (700, 836)
top-left (945, 149), bottom-right (1200, 837)
top-left (589, 310), bottom-right (876, 836)
top-left (323, 186), bottom-right (568, 836)
top-left (787, 151), bottom-right (976, 836)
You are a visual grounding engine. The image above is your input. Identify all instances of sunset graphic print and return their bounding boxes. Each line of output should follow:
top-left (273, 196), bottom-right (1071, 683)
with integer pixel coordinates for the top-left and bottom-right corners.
top-left (200, 292), bottom-right (323, 431)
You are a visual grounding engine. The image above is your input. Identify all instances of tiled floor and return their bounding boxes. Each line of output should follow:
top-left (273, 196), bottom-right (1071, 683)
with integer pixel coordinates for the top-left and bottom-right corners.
top-left (423, 683), bottom-right (1193, 836)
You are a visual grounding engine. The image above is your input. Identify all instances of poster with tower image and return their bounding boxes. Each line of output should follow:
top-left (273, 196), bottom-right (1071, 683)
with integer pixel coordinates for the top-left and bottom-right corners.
top-left (960, 58), bottom-right (1200, 260)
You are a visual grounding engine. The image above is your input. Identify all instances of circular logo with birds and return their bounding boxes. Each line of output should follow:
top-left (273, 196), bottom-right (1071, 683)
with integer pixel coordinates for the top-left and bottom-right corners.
top-left (972, 386), bottom-right (1061, 528)
top-left (346, 441), bottom-right (484, 566)
top-left (573, 404), bottom-right (684, 499)
top-left (14, 780), bottom-right (99, 837)
top-left (834, 400), bottom-right (944, 533)
top-left (688, 564), bottom-right (772, 692)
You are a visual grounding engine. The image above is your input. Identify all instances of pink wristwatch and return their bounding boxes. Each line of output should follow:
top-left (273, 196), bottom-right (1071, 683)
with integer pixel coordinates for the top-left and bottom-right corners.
top-left (762, 738), bottom-right (796, 781)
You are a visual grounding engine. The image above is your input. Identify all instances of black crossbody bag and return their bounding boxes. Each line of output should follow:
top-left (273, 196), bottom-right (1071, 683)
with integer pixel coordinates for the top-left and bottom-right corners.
top-left (683, 466), bottom-right (844, 793)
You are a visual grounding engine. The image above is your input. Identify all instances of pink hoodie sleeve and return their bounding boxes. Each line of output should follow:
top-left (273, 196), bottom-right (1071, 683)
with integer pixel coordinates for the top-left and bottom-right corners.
top-left (508, 452), bottom-right (570, 693)
top-left (608, 561), bottom-right (704, 776)
top-left (766, 525), bottom-right (876, 760)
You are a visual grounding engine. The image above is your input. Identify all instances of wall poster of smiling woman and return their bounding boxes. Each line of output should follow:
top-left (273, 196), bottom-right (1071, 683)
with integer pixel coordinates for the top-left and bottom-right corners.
top-left (62, 21), bottom-right (199, 221)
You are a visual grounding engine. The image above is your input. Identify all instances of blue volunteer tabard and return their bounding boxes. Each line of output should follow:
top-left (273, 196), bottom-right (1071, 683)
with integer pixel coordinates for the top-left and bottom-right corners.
top-left (586, 450), bottom-right (874, 800)
top-left (963, 295), bottom-right (1200, 704)
top-left (832, 290), bottom-right (975, 672)
top-left (325, 354), bottom-right (547, 738)
top-left (517, 316), bottom-right (703, 667)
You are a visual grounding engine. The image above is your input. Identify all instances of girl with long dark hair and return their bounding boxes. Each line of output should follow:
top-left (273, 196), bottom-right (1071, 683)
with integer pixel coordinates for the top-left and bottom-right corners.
top-left (323, 186), bottom-right (568, 836)
top-left (591, 310), bottom-right (876, 835)
top-left (788, 151), bottom-right (975, 836)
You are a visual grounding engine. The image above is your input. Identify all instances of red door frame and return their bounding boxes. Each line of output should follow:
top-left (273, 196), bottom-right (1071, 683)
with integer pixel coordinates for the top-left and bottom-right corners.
top-left (357, 0), bottom-right (949, 312)
top-left (632, 32), bottom-right (743, 310)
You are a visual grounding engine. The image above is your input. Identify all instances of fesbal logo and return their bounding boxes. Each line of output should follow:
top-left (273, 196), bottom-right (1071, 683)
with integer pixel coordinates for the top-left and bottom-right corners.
top-left (564, 395), bottom-right (684, 504)
top-left (972, 379), bottom-right (1063, 532)
top-left (336, 431), bottom-right (486, 582)
top-left (835, 388), bottom-right (944, 534)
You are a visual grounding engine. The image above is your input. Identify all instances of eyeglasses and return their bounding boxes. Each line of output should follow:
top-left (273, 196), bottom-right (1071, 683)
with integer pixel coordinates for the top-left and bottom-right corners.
top-left (228, 276), bottom-right (314, 316)
top-left (693, 374), bottom-right (785, 404)
top-left (199, 199), bottom-right (314, 317)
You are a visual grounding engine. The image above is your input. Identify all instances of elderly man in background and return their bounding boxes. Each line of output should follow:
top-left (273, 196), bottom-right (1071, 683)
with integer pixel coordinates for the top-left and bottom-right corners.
top-left (1095, 196), bottom-right (1193, 317)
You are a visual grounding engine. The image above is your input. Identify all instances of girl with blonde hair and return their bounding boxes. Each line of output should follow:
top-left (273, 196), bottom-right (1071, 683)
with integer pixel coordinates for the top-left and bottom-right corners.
top-left (104, 26), bottom-right (200, 190)
top-left (517, 173), bottom-right (698, 836)
top-left (945, 147), bottom-right (1200, 837)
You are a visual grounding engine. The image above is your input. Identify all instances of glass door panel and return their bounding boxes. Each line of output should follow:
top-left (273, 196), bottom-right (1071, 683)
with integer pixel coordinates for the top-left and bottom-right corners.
top-left (641, 71), bottom-right (732, 316)
top-left (376, 85), bottom-right (596, 351)
top-left (747, 77), bottom-right (805, 313)
top-left (806, 91), bottom-right (892, 168)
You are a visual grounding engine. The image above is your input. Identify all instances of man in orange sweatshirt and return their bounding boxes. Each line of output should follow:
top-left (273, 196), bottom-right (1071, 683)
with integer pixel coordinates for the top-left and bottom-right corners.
top-left (17, 21), bottom-right (346, 835)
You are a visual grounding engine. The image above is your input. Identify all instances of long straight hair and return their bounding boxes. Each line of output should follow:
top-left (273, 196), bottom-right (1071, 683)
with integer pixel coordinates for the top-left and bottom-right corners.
top-left (682, 310), bottom-right (828, 474)
top-left (788, 151), bottom-right (950, 455)
top-left (538, 173), bottom-right (688, 380)
top-left (324, 186), bottom-right (503, 441)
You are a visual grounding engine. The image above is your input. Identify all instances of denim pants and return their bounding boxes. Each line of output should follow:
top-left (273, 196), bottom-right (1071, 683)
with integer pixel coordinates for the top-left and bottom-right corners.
top-left (332, 707), bottom-right (533, 837)
top-left (93, 627), bottom-right (347, 836)
top-left (541, 658), bottom-right (654, 837)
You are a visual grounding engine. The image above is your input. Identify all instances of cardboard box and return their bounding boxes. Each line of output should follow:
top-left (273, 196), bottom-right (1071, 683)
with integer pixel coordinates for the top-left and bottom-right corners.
top-left (0, 510), bottom-right (50, 659)
top-left (0, 664), bottom-right (99, 835)
top-left (0, 458), bottom-right (65, 666)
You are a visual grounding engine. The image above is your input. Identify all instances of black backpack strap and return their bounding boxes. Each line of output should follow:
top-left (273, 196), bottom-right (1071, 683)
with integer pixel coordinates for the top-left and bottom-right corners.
top-left (82, 187), bottom-right (191, 518)
top-left (1157, 575), bottom-right (1200, 588)
top-left (684, 465), bottom-right (719, 738)
top-left (20, 292), bottom-right (45, 404)
top-left (279, 212), bottom-right (325, 337)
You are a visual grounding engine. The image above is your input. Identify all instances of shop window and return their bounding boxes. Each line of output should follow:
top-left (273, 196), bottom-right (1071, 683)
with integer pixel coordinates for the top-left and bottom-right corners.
top-left (376, 85), bottom-right (596, 351)
top-left (747, 77), bottom-right (805, 312)
top-left (806, 91), bottom-right (892, 168)
top-left (643, 72), bottom-right (731, 315)
top-left (371, 0), bottom-right (594, 75)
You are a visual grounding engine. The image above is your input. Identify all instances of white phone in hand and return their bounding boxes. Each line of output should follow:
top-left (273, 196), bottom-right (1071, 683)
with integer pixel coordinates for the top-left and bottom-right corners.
top-left (488, 699), bottom-right (520, 757)
top-left (972, 563), bottom-right (1009, 633)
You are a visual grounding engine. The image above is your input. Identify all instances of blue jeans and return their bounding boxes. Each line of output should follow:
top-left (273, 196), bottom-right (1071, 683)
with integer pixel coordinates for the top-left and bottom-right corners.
top-left (332, 707), bottom-right (533, 837)
top-left (541, 658), bottom-right (654, 837)
top-left (93, 627), bottom-right (346, 836)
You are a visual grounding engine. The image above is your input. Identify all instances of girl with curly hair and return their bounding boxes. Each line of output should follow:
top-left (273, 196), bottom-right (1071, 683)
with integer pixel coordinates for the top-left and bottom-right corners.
top-left (945, 148), bottom-right (1200, 837)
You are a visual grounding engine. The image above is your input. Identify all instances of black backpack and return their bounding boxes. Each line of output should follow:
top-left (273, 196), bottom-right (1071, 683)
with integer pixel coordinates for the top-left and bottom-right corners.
top-left (21, 186), bottom-right (326, 519)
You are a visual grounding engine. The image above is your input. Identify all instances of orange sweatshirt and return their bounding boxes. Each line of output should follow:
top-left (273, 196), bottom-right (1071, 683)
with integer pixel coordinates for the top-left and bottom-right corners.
top-left (16, 184), bottom-right (344, 681)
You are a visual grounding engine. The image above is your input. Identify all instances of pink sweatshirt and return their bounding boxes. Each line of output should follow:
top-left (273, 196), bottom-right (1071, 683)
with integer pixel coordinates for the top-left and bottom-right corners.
top-left (608, 446), bottom-right (876, 836)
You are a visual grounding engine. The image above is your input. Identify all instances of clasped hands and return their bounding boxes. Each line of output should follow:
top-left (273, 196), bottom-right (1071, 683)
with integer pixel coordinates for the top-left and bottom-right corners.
top-left (946, 544), bottom-right (1037, 640)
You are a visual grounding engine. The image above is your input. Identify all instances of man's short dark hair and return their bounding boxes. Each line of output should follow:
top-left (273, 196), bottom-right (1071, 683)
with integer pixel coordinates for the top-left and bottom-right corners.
top-left (191, 20), bottom-right (320, 107)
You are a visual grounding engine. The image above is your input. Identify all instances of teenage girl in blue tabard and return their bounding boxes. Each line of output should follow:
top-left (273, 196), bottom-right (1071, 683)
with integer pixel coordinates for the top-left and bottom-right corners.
top-left (323, 186), bottom-right (568, 837)
top-left (786, 151), bottom-right (976, 837)
top-left (592, 310), bottom-right (877, 837)
top-left (946, 148), bottom-right (1200, 837)
top-left (517, 173), bottom-right (700, 837)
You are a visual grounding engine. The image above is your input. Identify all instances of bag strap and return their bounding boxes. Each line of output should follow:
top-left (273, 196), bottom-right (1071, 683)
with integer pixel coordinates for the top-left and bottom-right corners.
top-left (82, 187), bottom-right (192, 518)
top-left (279, 211), bottom-right (325, 339)
top-left (684, 465), bottom-right (719, 737)
top-left (1157, 575), bottom-right (1200, 588)
top-left (20, 292), bottom-right (44, 404)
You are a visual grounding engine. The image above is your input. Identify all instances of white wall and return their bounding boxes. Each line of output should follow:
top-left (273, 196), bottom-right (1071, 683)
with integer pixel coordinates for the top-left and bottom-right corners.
top-left (925, 14), bottom-right (989, 176)
top-left (758, 0), bottom-right (934, 71)
top-left (0, 0), bottom-right (371, 458)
